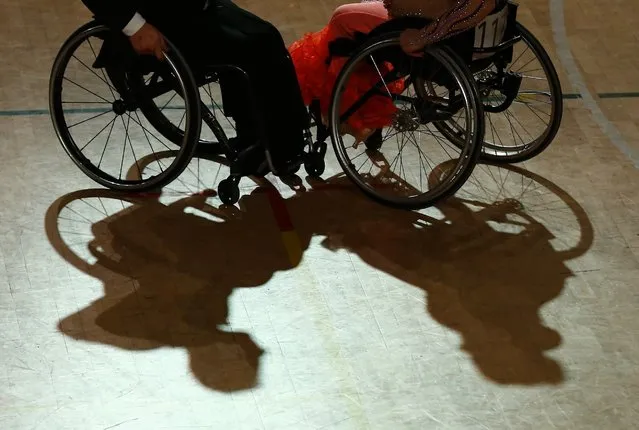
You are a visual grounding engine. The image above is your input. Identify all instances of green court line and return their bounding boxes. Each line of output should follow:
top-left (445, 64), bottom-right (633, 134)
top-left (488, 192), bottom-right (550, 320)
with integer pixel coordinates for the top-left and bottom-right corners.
top-left (0, 91), bottom-right (637, 117)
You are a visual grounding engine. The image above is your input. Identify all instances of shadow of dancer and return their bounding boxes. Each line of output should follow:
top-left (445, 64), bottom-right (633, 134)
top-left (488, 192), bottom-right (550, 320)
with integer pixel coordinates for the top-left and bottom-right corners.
top-left (47, 190), bottom-right (295, 392)
top-left (47, 160), bottom-right (592, 388)
top-left (284, 164), bottom-right (593, 385)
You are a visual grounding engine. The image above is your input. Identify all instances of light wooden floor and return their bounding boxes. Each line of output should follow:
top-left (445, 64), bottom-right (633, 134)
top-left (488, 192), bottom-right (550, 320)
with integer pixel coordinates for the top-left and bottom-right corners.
top-left (1, 0), bottom-right (638, 429)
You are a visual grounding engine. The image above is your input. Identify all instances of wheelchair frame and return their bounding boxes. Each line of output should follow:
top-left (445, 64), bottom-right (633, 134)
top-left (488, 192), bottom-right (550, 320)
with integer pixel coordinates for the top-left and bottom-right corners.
top-left (49, 0), bottom-right (562, 209)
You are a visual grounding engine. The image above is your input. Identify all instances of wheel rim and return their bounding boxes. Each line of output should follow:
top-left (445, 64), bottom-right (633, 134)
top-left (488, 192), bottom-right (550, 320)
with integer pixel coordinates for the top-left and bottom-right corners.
top-left (49, 23), bottom-right (201, 190)
top-left (428, 24), bottom-right (563, 161)
top-left (328, 37), bottom-right (482, 209)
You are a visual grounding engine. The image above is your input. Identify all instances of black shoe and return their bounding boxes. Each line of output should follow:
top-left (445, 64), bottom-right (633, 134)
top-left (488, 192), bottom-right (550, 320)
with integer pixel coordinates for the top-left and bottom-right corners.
top-left (268, 138), bottom-right (305, 176)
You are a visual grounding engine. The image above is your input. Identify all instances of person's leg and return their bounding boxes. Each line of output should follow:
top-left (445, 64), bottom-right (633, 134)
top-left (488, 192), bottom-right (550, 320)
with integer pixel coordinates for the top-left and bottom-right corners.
top-left (314, 2), bottom-right (391, 142)
top-left (203, 0), bottom-right (309, 167)
top-left (326, 1), bottom-right (389, 41)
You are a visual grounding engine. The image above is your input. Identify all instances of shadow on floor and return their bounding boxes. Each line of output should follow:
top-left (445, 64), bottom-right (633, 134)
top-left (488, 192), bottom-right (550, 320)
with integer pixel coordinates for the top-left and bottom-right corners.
top-left (45, 163), bottom-right (593, 391)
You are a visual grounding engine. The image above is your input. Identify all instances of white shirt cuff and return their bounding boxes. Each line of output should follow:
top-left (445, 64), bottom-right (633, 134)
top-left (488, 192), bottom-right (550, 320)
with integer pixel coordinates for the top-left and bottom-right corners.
top-left (122, 13), bottom-right (146, 36)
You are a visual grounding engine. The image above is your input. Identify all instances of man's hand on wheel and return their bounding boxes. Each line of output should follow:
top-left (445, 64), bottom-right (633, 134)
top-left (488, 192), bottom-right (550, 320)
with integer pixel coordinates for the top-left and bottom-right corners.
top-left (129, 23), bottom-right (167, 60)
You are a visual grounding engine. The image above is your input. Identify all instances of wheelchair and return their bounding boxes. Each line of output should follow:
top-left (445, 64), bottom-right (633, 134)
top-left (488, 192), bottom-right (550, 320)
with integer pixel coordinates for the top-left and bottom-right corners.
top-left (48, 0), bottom-right (562, 210)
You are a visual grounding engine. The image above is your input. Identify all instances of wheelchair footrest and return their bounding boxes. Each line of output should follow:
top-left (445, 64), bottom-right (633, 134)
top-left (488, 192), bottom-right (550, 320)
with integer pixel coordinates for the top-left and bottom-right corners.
top-left (484, 71), bottom-right (522, 113)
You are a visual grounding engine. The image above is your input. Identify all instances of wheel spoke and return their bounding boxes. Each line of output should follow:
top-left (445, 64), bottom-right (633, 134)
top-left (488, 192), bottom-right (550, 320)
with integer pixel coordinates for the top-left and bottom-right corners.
top-left (330, 37), bottom-right (482, 209)
top-left (51, 23), bottom-right (202, 191)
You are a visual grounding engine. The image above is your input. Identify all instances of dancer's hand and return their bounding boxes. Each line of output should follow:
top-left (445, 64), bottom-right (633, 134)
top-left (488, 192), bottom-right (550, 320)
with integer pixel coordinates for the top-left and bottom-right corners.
top-left (129, 23), bottom-right (167, 60)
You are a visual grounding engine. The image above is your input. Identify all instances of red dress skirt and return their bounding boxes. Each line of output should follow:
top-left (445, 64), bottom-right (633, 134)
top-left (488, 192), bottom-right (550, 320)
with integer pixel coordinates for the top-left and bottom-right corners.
top-left (288, 26), bottom-right (405, 135)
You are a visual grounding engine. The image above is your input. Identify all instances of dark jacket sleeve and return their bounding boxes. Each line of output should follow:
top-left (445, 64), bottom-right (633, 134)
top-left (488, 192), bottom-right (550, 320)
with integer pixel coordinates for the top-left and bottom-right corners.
top-left (81, 0), bottom-right (140, 32)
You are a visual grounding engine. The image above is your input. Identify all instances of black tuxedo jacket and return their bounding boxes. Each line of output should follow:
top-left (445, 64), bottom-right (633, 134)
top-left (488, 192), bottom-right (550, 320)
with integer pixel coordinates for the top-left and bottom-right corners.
top-left (81, 0), bottom-right (208, 33)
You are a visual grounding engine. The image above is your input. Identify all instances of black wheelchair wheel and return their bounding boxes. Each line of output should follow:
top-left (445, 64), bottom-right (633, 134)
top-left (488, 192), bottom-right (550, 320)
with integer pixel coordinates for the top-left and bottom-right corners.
top-left (430, 23), bottom-right (563, 164)
top-left (481, 23), bottom-right (563, 163)
top-left (328, 34), bottom-right (484, 210)
top-left (49, 21), bottom-right (201, 192)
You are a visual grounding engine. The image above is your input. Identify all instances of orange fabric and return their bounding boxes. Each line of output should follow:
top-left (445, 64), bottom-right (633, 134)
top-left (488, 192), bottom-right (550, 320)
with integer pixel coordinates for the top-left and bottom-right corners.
top-left (287, 2), bottom-right (405, 133)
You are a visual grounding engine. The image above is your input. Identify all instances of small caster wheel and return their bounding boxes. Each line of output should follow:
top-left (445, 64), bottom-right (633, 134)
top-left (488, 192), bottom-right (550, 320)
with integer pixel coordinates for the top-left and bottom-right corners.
top-left (364, 129), bottom-right (383, 151)
top-left (304, 153), bottom-right (325, 178)
top-left (218, 178), bottom-right (240, 205)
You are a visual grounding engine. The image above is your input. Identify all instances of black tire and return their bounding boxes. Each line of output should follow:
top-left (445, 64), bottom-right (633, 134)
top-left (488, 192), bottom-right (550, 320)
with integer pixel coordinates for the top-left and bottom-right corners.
top-left (476, 23), bottom-right (563, 163)
top-left (478, 23), bottom-right (563, 163)
top-left (429, 24), bottom-right (563, 164)
top-left (218, 178), bottom-right (240, 205)
top-left (304, 152), bottom-right (326, 178)
top-left (49, 21), bottom-right (201, 192)
top-left (328, 35), bottom-right (484, 210)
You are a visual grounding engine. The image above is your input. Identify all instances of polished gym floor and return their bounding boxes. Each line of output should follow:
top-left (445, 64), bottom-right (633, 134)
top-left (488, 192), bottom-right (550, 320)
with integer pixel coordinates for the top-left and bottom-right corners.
top-left (1, 0), bottom-right (638, 428)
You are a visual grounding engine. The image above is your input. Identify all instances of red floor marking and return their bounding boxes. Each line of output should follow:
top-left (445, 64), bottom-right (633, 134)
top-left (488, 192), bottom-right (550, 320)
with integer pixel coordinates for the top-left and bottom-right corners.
top-left (262, 186), bottom-right (303, 266)
top-left (264, 186), bottom-right (295, 232)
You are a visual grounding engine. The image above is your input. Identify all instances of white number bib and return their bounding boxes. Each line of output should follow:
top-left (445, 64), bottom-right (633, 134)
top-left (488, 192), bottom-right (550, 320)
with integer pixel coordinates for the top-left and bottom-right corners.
top-left (473, 6), bottom-right (509, 59)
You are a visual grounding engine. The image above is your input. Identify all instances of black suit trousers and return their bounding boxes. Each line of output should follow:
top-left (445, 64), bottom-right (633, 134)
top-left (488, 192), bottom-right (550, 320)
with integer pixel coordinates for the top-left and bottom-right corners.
top-left (164, 0), bottom-right (309, 158)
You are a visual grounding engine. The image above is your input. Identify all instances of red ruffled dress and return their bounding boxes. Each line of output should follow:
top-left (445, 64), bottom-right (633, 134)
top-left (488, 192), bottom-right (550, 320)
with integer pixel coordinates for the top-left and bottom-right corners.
top-left (288, 26), bottom-right (405, 137)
